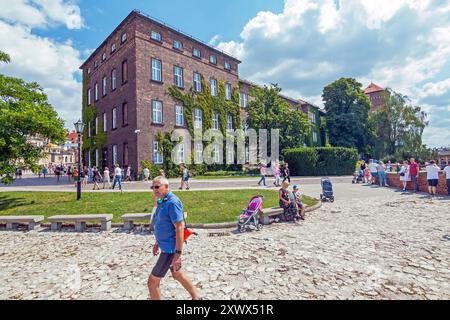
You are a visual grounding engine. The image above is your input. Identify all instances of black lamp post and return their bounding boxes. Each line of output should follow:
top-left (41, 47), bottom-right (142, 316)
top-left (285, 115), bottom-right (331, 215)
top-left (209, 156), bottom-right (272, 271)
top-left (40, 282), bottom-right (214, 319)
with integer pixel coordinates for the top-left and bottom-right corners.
top-left (74, 119), bottom-right (84, 201)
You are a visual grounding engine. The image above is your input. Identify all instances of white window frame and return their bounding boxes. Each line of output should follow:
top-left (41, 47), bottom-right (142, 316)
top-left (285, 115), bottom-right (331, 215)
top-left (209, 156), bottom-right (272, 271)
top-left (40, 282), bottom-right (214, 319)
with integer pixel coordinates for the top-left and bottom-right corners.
top-left (212, 113), bottom-right (219, 130)
top-left (209, 55), bottom-right (217, 64)
top-left (95, 148), bottom-right (99, 168)
top-left (121, 33), bottom-right (127, 43)
top-left (210, 79), bottom-right (218, 97)
top-left (193, 73), bottom-right (202, 92)
top-left (95, 117), bottom-right (98, 135)
top-left (87, 122), bottom-right (91, 138)
top-left (177, 144), bottom-right (185, 164)
top-left (173, 40), bottom-right (183, 50)
top-left (153, 141), bottom-right (163, 164)
top-left (227, 114), bottom-right (233, 130)
top-left (103, 113), bottom-right (107, 132)
top-left (313, 131), bottom-right (318, 143)
top-left (224, 61), bottom-right (231, 70)
top-left (87, 68), bottom-right (91, 75)
top-left (213, 145), bottom-right (220, 163)
top-left (175, 105), bottom-right (184, 126)
top-left (312, 112), bottom-right (317, 124)
top-left (87, 88), bottom-right (91, 105)
top-left (174, 66), bottom-right (184, 88)
top-left (102, 76), bottom-right (107, 96)
top-left (194, 108), bottom-right (202, 129)
top-left (225, 83), bottom-right (232, 100)
top-left (151, 58), bottom-right (162, 82)
top-left (112, 108), bottom-right (117, 129)
top-left (152, 100), bottom-right (163, 124)
top-left (240, 92), bottom-right (248, 108)
top-left (195, 143), bottom-right (203, 163)
top-left (102, 53), bottom-right (106, 61)
top-left (112, 145), bottom-right (118, 166)
top-left (94, 82), bottom-right (98, 101)
top-left (111, 43), bottom-right (116, 53)
top-left (151, 31), bottom-right (161, 41)
top-left (94, 61), bottom-right (98, 69)
top-left (193, 48), bottom-right (201, 58)
top-left (111, 69), bottom-right (117, 90)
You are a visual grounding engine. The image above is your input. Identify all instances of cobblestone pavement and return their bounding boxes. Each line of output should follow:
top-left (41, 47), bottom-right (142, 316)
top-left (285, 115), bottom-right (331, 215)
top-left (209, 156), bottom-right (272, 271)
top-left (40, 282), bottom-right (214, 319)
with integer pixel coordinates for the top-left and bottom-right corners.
top-left (0, 185), bottom-right (449, 300)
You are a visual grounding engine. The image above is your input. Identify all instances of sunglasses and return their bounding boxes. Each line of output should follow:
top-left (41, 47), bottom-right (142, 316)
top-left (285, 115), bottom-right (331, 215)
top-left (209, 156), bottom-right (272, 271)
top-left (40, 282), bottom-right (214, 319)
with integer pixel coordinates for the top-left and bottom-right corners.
top-left (151, 185), bottom-right (161, 189)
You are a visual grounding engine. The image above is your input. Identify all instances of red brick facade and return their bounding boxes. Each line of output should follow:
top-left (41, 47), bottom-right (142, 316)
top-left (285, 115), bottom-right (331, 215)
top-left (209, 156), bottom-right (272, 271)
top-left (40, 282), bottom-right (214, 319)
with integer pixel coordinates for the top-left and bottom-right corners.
top-left (386, 172), bottom-right (449, 196)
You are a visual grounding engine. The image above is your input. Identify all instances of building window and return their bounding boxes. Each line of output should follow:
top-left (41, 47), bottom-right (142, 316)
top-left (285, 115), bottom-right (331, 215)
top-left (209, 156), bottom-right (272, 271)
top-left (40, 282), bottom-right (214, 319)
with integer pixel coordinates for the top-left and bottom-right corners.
top-left (121, 33), bottom-right (127, 44)
top-left (102, 53), bottom-right (106, 61)
top-left (122, 103), bottom-right (128, 126)
top-left (111, 69), bottom-right (117, 90)
top-left (112, 145), bottom-right (118, 166)
top-left (192, 48), bottom-right (201, 58)
top-left (151, 58), bottom-right (162, 82)
top-left (87, 122), bottom-right (91, 138)
top-left (212, 113), bottom-right (219, 130)
top-left (87, 68), bottom-right (91, 75)
top-left (173, 40), bottom-right (183, 50)
top-left (94, 82), bottom-right (99, 101)
top-left (210, 79), bottom-right (218, 96)
top-left (95, 148), bottom-right (99, 168)
top-left (87, 88), bottom-right (91, 105)
top-left (225, 83), bottom-right (232, 100)
top-left (151, 31), bottom-right (162, 41)
top-left (195, 143), bottom-right (203, 163)
top-left (102, 76), bottom-right (107, 96)
top-left (103, 112), bottom-right (107, 132)
top-left (95, 117), bottom-right (98, 135)
top-left (152, 100), bottom-right (163, 124)
top-left (174, 66), bottom-right (184, 88)
top-left (240, 92), bottom-right (248, 108)
top-left (227, 114), bottom-right (233, 130)
top-left (123, 143), bottom-right (129, 166)
top-left (194, 108), bottom-right (202, 129)
top-left (311, 113), bottom-right (317, 124)
top-left (94, 61), bottom-right (98, 69)
top-left (224, 61), bottom-right (231, 70)
top-left (175, 105), bottom-right (184, 126)
top-left (111, 43), bottom-right (116, 53)
top-left (122, 60), bottom-right (128, 83)
top-left (112, 108), bottom-right (117, 129)
top-left (213, 145), bottom-right (220, 163)
top-left (313, 131), bottom-right (318, 143)
top-left (209, 55), bottom-right (217, 64)
top-left (193, 72), bottom-right (202, 92)
top-left (177, 143), bottom-right (185, 164)
top-left (153, 141), bottom-right (163, 164)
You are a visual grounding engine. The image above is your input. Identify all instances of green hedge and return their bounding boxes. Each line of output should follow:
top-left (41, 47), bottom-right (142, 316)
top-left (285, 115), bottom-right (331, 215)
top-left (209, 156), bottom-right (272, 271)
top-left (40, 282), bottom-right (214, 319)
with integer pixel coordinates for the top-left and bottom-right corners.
top-left (283, 147), bottom-right (358, 176)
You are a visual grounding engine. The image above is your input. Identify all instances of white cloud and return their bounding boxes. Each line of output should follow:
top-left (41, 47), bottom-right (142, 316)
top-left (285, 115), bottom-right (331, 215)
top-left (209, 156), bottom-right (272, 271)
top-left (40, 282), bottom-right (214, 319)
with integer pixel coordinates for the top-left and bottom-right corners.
top-left (217, 0), bottom-right (450, 147)
top-left (0, 0), bottom-right (84, 128)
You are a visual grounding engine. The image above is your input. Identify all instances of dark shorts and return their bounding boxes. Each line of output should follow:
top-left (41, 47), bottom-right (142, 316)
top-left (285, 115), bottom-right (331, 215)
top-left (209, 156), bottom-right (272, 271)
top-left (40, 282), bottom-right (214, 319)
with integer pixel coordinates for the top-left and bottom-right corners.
top-left (428, 179), bottom-right (438, 187)
top-left (183, 176), bottom-right (189, 182)
top-left (151, 252), bottom-right (176, 278)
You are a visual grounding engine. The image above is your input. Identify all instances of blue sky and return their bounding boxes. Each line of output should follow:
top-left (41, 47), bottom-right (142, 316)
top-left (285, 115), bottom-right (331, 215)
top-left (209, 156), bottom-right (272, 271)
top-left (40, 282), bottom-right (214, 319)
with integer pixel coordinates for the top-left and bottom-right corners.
top-left (0, 0), bottom-right (449, 147)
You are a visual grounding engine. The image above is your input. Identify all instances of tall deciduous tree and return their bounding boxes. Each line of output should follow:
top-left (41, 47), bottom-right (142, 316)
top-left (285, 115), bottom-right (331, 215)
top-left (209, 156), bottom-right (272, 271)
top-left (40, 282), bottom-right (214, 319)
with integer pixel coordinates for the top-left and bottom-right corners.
top-left (246, 84), bottom-right (311, 152)
top-left (322, 78), bottom-right (372, 153)
top-left (0, 50), bottom-right (65, 184)
top-left (371, 89), bottom-right (430, 161)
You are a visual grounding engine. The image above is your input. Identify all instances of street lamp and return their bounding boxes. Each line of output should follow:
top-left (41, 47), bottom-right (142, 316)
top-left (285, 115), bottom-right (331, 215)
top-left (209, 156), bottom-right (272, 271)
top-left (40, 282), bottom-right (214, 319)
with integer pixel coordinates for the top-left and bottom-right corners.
top-left (74, 119), bottom-right (84, 201)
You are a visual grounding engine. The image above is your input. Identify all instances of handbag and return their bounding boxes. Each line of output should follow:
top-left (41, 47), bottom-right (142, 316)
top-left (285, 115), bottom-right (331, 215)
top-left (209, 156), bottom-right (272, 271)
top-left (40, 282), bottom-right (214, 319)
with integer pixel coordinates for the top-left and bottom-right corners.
top-left (400, 172), bottom-right (405, 177)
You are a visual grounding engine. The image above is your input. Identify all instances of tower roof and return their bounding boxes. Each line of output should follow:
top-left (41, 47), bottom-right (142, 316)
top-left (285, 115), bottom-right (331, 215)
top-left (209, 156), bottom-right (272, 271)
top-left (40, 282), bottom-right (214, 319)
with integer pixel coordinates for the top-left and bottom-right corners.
top-left (364, 83), bottom-right (385, 94)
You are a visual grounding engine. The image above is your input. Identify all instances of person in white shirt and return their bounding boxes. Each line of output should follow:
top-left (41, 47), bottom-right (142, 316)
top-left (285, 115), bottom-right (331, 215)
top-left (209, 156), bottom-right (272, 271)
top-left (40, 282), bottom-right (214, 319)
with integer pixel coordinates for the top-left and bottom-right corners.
top-left (143, 167), bottom-right (150, 182)
top-left (443, 163), bottom-right (450, 196)
top-left (112, 164), bottom-right (123, 192)
top-left (425, 160), bottom-right (440, 196)
top-left (368, 159), bottom-right (378, 185)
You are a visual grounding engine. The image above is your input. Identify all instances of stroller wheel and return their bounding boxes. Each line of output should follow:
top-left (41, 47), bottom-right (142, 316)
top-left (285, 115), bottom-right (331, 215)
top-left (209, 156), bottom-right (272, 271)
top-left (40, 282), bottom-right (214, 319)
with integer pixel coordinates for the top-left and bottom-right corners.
top-left (238, 225), bottom-right (246, 233)
top-left (330, 197), bottom-right (335, 203)
top-left (256, 224), bottom-right (263, 231)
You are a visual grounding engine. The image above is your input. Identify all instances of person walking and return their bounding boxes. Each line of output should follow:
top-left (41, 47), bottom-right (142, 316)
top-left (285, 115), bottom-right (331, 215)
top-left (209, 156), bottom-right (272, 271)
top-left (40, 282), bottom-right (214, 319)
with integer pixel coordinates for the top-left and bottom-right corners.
top-left (258, 163), bottom-right (267, 186)
top-left (72, 168), bottom-right (79, 188)
top-left (273, 161), bottom-right (281, 187)
top-left (368, 159), bottom-right (378, 185)
top-left (125, 166), bottom-right (132, 182)
top-left (41, 166), bottom-right (48, 179)
top-left (112, 164), bottom-right (123, 192)
top-left (377, 161), bottom-right (389, 187)
top-left (55, 165), bottom-right (61, 183)
top-left (83, 166), bottom-right (89, 187)
top-left (426, 160), bottom-right (440, 197)
top-left (67, 166), bottom-right (73, 183)
top-left (79, 168), bottom-right (86, 188)
top-left (148, 176), bottom-right (200, 300)
top-left (103, 167), bottom-right (112, 189)
top-left (179, 164), bottom-right (190, 190)
top-left (283, 162), bottom-right (291, 184)
top-left (444, 162), bottom-right (450, 196)
top-left (399, 160), bottom-right (411, 191)
top-left (143, 167), bottom-right (151, 182)
top-left (409, 158), bottom-right (420, 192)
top-left (92, 166), bottom-right (102, 190)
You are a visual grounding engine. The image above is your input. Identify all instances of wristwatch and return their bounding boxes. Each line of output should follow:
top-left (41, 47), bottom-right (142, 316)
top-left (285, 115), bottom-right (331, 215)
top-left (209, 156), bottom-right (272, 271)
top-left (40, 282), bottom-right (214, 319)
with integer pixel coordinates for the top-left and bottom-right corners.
top-left (175, 250), bottom-right (182, 255)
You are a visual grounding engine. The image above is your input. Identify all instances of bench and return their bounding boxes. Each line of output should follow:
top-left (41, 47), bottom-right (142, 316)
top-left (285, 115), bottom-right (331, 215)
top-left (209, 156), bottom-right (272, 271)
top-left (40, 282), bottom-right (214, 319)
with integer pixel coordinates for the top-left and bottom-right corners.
top-left (259, 207), bottom-right (284, 225)
top-left (0, 216), bottom-right (44, 231)
top-left (121, 213), bottom-right (152, 230)
top-left (48, 214), bottom-right (113, 232)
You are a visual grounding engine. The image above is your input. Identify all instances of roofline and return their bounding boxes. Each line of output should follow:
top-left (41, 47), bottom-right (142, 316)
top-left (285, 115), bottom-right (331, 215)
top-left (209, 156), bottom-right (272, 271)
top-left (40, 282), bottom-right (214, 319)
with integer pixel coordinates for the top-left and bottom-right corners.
top-left (80, 10), bottom-right (241, 69)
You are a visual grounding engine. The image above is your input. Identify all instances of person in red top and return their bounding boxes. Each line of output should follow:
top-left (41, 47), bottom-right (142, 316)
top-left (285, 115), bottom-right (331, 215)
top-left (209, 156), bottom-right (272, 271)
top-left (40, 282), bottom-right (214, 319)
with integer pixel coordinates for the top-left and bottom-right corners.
top-left (409, 158), bottom-right (420, 192)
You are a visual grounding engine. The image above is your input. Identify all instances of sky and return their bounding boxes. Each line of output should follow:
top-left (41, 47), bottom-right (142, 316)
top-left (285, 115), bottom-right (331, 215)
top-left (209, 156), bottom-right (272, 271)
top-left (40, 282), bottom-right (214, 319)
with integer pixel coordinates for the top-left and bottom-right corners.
top-left (0, 0), bottom-right (449, 147)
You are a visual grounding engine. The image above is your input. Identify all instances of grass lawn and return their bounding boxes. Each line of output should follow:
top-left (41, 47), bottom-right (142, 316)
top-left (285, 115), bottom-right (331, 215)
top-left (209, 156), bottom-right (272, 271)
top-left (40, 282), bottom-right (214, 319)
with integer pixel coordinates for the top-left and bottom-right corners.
top-left (0, 190), bottom-right (318, 224)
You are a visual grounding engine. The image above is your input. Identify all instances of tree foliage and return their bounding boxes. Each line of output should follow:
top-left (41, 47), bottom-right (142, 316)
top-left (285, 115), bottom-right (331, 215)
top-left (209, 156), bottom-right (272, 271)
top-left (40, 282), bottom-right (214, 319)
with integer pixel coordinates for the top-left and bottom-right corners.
top-left (0, 50), bottom-right (65, 184)
top-left (322, 78), bottom-right (372, 153)
top-left (245, 84), bottom-right (311, 152)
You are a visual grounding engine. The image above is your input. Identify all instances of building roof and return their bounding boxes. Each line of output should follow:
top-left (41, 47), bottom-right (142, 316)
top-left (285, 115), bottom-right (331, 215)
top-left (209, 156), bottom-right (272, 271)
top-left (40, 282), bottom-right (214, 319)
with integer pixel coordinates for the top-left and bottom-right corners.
top-left (364, 82), bottom-right (385, 94)
top-left (80, 10), bottom-right (241, 69)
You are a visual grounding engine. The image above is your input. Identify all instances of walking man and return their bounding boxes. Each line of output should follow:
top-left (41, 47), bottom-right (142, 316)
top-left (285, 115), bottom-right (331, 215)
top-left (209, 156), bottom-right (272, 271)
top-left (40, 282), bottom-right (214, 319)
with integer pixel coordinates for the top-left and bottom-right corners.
top-left (148, 176), bottom-right (200, 300)
top-left (409, 158), bottom-right (420, 192)
top-left (258, 163), bottom-right (267, 186)
top-left (112, 164), bottom-right (123, 192)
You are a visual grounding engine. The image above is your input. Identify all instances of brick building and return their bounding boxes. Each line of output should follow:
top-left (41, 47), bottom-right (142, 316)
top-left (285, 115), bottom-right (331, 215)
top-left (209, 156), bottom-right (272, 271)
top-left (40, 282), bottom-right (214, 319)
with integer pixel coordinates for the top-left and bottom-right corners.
top-left (364, 82), bottom-right (388, 113)
top-left (80, 10), bottom-right (322, 173)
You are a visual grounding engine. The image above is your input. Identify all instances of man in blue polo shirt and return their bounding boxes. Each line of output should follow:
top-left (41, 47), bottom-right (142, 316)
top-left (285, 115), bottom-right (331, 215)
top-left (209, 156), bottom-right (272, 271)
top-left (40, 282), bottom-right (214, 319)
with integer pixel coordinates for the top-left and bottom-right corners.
top-left (147, 176), bottom-right (200, 300)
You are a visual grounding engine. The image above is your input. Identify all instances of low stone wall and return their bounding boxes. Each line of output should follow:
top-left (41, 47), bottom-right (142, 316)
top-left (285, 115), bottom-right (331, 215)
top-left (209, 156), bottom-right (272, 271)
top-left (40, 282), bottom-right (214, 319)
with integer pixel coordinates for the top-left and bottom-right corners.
top-left (386, 172), bottom-right (449, 195)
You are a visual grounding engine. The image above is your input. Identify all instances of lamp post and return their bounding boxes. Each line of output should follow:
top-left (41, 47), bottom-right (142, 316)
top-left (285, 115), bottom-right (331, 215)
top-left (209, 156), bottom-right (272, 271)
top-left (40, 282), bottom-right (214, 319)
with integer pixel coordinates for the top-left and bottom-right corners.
top-left (74, 119), bottom-right (84, 201)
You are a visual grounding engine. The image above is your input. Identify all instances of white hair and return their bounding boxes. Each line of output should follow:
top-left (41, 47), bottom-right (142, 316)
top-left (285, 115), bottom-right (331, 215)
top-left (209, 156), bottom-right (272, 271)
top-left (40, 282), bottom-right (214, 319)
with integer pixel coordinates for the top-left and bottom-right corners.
top-left (153, 176), bottom-right (169, 186)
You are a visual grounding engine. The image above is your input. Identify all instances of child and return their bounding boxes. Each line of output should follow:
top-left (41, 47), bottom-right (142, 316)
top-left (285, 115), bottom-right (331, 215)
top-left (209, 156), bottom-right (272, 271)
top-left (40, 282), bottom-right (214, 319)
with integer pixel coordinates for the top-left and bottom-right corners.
top-left (292, 185), bottom-right (305, 220)
top-left (364, 167), bottom-right (371, 184)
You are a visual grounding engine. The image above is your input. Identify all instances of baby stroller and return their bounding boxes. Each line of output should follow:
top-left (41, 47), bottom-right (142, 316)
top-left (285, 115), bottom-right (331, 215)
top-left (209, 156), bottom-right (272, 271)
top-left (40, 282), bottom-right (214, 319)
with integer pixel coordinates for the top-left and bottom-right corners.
top-left (320, 177), bottom-right (335, 202)
top-left (352, 170), bottom-right (364, 184)
top-left (237, 195), bottom-right (264, 233)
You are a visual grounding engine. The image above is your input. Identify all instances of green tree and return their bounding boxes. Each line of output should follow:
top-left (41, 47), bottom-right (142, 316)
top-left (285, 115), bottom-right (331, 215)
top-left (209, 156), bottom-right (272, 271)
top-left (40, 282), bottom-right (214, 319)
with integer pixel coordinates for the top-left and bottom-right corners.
top-left (371, 89), bottom-right (430, 161)
top-left (322, 78), bottom-right (372, 153)
top-left (0, 50), bottom-right (65, 184)
top-left (246, 84), bottom-right (311, 152)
